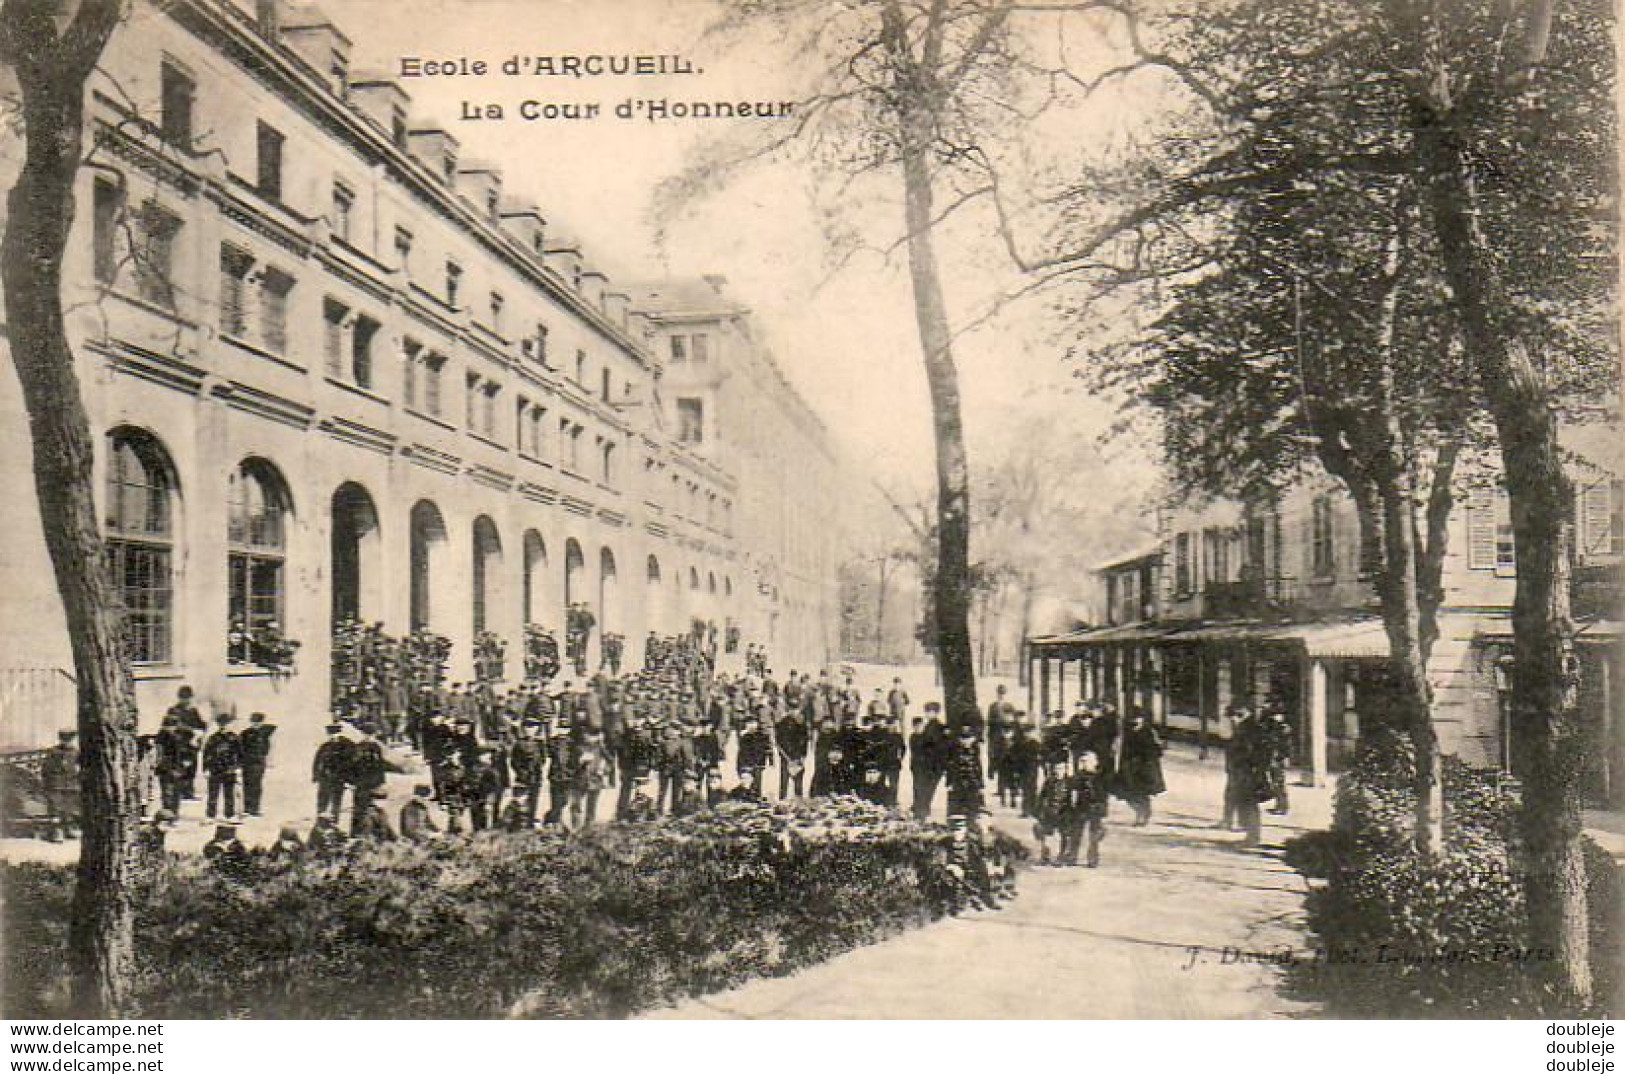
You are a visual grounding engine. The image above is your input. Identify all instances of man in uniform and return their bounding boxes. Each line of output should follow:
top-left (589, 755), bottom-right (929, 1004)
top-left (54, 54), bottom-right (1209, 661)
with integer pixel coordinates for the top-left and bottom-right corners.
top-left (40, 729), bottom-right (79, 842)
top-left (544, 720), bottom-right (574, 826)
top-left (347, 730), bottom-right (398, 834)
top-left (313, 723), bottom-right (352, 820)
top-left (875, 717), bottom-right (906, 807)
top-left (153, 716), bottom-right (193, 817)
top-left (166, 685), bottom-right (206, 798)
top-left (736, 715), bottom-right (771, 796)
top-left (909, 704), bottom-right (948, 819)
top-left (775, 702), bottom-right (810, 799)
top-left (238, 711), bottom-right (276, 817)
top-left (510, 719), bottom-right (547, 827)
top-left (202, 711), bottom-right (243, 820)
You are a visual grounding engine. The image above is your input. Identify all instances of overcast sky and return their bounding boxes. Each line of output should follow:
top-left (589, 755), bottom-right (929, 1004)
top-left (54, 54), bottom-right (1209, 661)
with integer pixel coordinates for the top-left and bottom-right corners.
top-left (322, 0), bottom-right (1162, 507)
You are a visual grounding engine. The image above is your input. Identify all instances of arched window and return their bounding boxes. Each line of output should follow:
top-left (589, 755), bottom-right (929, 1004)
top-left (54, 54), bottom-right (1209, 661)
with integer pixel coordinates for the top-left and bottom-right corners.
top-left (523, 530), bottom-right (547, 625)
top-left (228, 458), bottom-right (292, 662)
top-left (472, 516), bottom-right (502, 634)
top-left (646, 555), bottom-right (661, 584)
top-left (410, 500), bottom-right (448, 631)
top-left (105, 428), bottom-right (177, 663)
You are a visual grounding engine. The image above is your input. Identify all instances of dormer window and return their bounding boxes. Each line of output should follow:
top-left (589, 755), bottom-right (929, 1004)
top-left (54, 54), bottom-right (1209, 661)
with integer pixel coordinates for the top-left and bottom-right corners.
top-left (390, 105), bottom-right (408, 149)
top-left (443, 150), bottom-right (457, 183)
top-left (485, 188), bottom-right (499, 221)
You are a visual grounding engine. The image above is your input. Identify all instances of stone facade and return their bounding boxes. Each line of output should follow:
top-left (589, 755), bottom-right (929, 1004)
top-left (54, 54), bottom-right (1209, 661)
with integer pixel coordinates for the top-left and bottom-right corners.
top-left (0, 0), bottom-right (840, 755)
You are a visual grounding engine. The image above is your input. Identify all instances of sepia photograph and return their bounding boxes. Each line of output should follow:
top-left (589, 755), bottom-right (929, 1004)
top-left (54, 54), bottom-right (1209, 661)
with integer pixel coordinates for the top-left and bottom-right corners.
top-left (0, 0), bottom-right (1619, 1028)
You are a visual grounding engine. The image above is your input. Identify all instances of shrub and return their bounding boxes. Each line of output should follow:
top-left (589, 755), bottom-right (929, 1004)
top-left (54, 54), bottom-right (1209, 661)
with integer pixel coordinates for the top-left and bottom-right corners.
top-left (1293, 743), bottom-right (1619, 1017)
top-left (2, 797), bottom-right (1015, 1019)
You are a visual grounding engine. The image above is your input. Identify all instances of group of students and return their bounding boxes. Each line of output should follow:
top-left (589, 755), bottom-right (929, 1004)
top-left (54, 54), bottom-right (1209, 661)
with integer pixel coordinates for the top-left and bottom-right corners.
top-left (147, 686), bottom-right (278, 822)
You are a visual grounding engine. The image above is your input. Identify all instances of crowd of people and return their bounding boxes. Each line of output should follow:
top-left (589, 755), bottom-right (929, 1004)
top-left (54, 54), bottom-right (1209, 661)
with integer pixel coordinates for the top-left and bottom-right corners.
top-left (27, 634), bottom-right (1301, 871)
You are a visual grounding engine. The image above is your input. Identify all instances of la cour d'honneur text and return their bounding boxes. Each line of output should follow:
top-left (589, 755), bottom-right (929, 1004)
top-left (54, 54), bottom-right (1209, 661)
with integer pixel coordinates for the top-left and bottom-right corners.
top-left (399, 54), bottom-right (797, 123)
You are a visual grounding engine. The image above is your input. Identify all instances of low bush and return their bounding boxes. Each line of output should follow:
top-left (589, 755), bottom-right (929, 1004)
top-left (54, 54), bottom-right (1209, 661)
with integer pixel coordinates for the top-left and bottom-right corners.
top-left (1292, 736), bottom-right (1619, 1018)
top-left (3, 797), bottom-right (1019, 1019)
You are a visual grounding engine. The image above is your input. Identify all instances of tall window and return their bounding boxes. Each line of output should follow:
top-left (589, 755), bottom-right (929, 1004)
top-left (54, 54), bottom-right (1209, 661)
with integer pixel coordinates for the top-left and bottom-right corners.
top-left (105, 430), bottom-right (175, 664)
top-left (677, 398), bottom-right (703, 444)
top-left (670, 335), bottom-right (687, 362)
top-left (1174, 532), bottom-right (1192, 596)
top-left (227, 459), bottom-right (289, 662)
top-left (466, 373), bottom-right (480, 429)
top-left (332, 182), bottom-right (354, 243)
top-left (481, 382), bottom-right (499, 439)
top-left (402, 338), bottom-right (422, 408)
top-left (423, 354), bottom-right (445, 417)
top-left (255, 121), bottom-right (284, 201)
top-left (323, 298), bottom-right (348, 377)
top-left (133, 203), bottom-right (181, 309)
top-left (489, 291), bottom-right (504, 335)
top-left (159, 60), bottom-right (195, 147)
top-left (600, 366), bottom-right (612, 403)
top-left (575, 349), bottom-right (587, 384)
top-left (93, 180), bottom-right (122, 284)
top-left (259, 268), bottom-right (293, 353)
top-left (351, 315), bottom-right (379, 389)
top-left (219, 246), bottom-right (251, 337)
top-left (691, 333), bottom-right (710, 362)
top-left (1311, 495), bottom-right (1336, 577)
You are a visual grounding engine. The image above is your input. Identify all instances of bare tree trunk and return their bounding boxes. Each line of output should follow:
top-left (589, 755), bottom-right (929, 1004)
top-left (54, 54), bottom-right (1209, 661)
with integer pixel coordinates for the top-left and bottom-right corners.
top-left (0, 0), bottom-right (137, 1018)
top-left (875, 556), bottom-right (890, 662)
top-left (1370, 465), bottom-right (1445, 856)
top-left (1412, 95), bottom-right (1591, 1006)
top-left (882, 3), bottom-right (979, 730)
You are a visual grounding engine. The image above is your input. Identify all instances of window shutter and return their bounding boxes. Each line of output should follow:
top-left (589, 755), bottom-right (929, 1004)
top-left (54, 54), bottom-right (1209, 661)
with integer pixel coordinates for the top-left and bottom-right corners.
top-left (1466, 488), bottom-right (1495, 570)
top-left (1579, 482), bottom-right (1614, 562)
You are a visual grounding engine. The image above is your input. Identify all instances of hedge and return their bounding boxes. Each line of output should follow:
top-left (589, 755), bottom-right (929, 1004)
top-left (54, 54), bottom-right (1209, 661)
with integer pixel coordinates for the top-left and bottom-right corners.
top-left (1287, 733), bottom-right (1620, 1018)
top-left (3, 796), bottom-right (1023, 1019)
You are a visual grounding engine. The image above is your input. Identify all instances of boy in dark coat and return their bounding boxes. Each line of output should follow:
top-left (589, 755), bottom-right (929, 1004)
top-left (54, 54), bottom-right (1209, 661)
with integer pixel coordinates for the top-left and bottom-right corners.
top-left (1067, 751), bottom-right (1111, 867)
top-left (202, 714), bottom-right (243, 820)
top-left (736, 717), bottom-right (771, 795)
top-left (775, 710), bottom-right (810, 799)
top-left (1032, 758), bottom-right (1073, 865)
top-left (238, 711), bottom-right (276, 817)
top-left (312, 724), bottom-right (352, 820)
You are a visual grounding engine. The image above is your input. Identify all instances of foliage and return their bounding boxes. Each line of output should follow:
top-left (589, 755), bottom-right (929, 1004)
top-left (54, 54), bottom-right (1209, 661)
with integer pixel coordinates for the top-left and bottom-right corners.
top-left (2, 798), bottom-right (1019, 1019)
top-left (1291, 741), bottom-right (1616, 1017)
